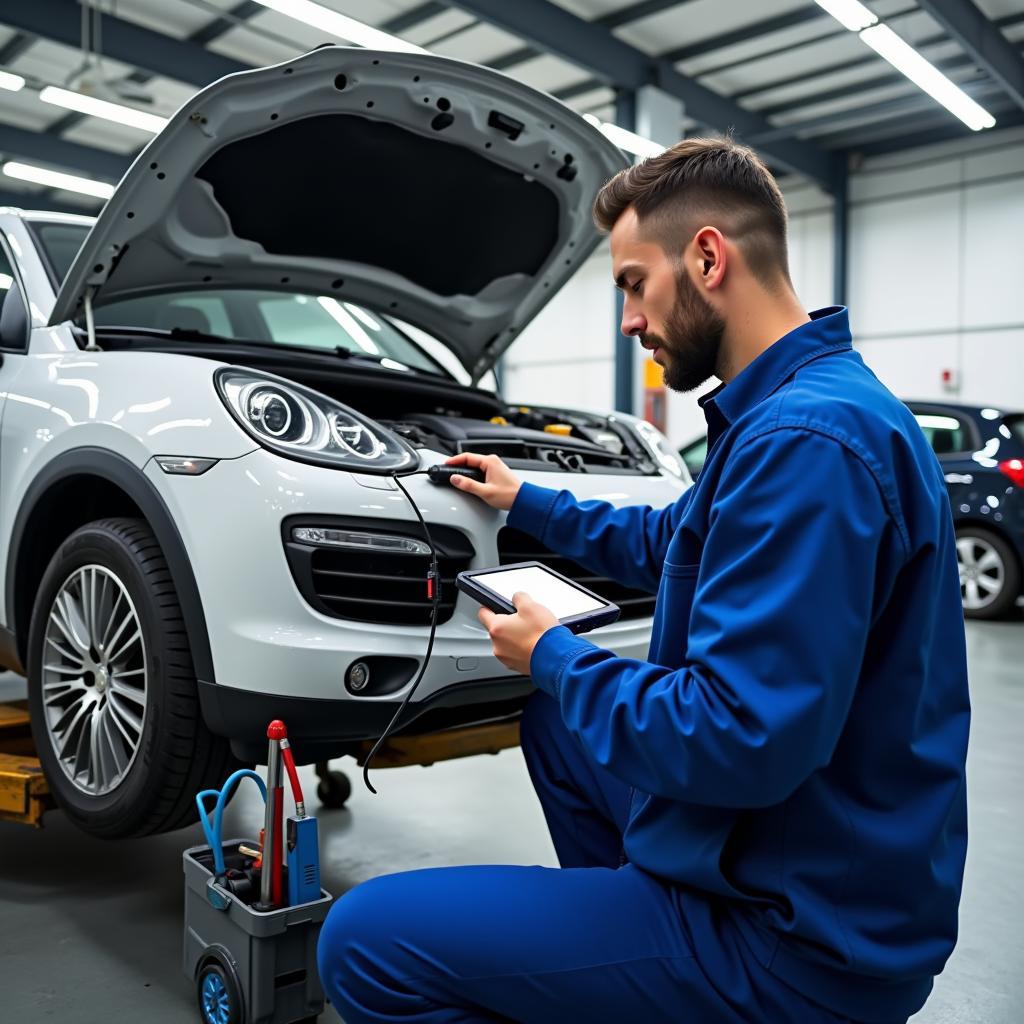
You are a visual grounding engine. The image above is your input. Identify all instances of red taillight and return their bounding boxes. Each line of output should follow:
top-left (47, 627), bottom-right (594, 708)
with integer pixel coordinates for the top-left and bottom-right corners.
top-left (999, 459), bottom-right (1024, 488)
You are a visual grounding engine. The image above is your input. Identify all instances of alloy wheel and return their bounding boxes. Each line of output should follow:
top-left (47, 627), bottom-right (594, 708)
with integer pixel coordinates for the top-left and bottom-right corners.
top-left (956, 535), bottom-right (1005, 611)
top-left (41, 564), bottom-right (148, 796)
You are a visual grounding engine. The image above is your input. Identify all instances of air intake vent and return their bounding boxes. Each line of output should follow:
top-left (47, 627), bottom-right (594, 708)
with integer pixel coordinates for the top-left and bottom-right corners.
top-left (284, 516), bottom-right (474, 626)
top-left (497, 527), bottom-right (656, 621)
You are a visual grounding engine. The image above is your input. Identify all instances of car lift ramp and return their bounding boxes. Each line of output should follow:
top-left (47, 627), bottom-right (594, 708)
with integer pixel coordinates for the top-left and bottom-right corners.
top-left (0, 700), bottom-right (52, 828)
top-left (0, 698), bottom-right (520, 828)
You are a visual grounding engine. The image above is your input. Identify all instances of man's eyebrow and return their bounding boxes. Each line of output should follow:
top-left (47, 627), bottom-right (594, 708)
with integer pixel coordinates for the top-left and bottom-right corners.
top-left (614, 264), bottom-right (643, 290)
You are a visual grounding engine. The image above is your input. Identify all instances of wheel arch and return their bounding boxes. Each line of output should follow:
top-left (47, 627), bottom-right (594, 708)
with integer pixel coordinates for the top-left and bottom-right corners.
top-left (4, 447), bottom-right (214, 683)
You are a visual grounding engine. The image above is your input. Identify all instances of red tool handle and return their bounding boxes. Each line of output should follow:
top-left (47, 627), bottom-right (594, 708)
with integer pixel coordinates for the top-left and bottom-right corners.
top-left (270, 787), bottom-right (284, 907)
top-left (279, 739), bottom-right (306, 818)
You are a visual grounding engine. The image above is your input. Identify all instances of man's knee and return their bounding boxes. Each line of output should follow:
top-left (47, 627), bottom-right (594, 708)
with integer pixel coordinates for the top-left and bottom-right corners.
top-left (317, 875), bottom-right (414, 1024)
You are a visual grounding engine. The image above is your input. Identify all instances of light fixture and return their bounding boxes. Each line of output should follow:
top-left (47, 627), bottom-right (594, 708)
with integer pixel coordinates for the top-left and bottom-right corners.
top-left (292, 527), bottom-right (431, 555)
top-left (0, 70), bottom-right (25, 93)
top-left (583, 114), bottom-right (665, 158)
top-left (812, 0), bottom-right (877, 32)
top-left (813, 1), bottom-right (995, 131)
top-left (252, 0), bottom-right (426, 54)
top-left (155, 456), bottom-right (218, 475)
top-left (860, 25), bottom-right (996, 131)
top-left (2, 161), bottom-right (114, 199)
top-left (39, 85), bottom-right (168, 134)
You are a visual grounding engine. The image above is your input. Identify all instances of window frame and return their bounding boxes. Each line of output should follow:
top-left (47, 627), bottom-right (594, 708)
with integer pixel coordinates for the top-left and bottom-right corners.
top-left (0, 233), bottom-right (32, 354)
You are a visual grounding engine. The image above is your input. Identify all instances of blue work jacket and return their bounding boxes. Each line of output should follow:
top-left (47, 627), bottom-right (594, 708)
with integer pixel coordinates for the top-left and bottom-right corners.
top-left (508, 307), bottom-right (970, 1022)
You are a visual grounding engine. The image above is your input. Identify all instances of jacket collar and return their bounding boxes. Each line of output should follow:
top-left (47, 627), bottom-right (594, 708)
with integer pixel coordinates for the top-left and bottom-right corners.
top-left (699, 306), bottom-right (852, 438)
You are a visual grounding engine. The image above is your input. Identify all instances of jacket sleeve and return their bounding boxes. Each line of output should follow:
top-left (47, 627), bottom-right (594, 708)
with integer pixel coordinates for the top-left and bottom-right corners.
top-left (527, 428), bottom-right (900, 808)
top-left (506, 481), bottom-right (693, 594)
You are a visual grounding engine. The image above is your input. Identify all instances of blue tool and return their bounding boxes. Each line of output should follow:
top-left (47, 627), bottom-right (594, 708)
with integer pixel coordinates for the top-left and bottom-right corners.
top-left (196, 769), bottom-right (268, 875)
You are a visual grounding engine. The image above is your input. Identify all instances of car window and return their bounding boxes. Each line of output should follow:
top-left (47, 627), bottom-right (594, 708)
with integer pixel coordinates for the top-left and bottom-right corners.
top-left (679, 437), bottom-right (708, 476)
top-left (88, 288), bottom-right (449, 377)
top-left (1004, 414), bottom-right (1024, 447)
top-left (0, 243), bottom-right (29, 351)
top-left (29, 221), bottom-right (91, 285)
top-left (914, 412), bottom-right (971, 456)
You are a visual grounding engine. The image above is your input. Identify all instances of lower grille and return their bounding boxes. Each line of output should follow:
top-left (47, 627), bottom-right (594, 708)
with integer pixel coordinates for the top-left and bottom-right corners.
top-left (497, 527), bottom-right (657, 621)
top-left (284, 517), bottom-right (474, 626)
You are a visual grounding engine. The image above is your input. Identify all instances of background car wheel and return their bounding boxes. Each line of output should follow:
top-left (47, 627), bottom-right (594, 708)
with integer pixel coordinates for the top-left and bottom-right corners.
top-left (27, 517), bottom-right (241, 838)
top-left (956, 527), bottom-right (1021, 620)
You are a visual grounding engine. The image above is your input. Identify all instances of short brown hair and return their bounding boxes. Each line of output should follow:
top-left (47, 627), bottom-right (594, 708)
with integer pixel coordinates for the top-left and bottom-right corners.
top-left (594, 136), bottom-right (791, 290)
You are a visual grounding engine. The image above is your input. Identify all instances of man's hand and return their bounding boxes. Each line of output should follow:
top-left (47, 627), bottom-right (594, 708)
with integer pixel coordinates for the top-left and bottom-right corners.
top-left (478, 592), bottom-right (560, 676)
top-left (445, 452), bottom-right (522, 511)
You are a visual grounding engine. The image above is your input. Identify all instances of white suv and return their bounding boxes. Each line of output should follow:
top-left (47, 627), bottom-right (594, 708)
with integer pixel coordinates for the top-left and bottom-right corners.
top-left (0, 46), bottom-right (688, 838)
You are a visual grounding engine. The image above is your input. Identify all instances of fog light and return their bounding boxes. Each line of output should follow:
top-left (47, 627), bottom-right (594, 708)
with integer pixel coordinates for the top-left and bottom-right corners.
top-left (347, 661), bottom-right (371, 692)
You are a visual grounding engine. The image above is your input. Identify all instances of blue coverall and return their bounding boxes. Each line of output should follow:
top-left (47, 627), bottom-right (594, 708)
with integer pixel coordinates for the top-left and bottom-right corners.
top-left (318, 307), bottom-right (970, 1024)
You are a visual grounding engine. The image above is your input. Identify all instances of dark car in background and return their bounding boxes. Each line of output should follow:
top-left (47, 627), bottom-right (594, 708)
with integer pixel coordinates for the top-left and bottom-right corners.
top-left (678, 400), bottom-right (1024, 620)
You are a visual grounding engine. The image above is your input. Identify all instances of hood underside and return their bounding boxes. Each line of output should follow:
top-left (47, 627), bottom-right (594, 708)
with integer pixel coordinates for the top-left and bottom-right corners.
top-left (48, 46), bottom-right (628, 381)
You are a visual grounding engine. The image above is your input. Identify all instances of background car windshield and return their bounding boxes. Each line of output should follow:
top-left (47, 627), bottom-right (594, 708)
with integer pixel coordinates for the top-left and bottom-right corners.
top-left (31, 220), bottom-right (449, 378)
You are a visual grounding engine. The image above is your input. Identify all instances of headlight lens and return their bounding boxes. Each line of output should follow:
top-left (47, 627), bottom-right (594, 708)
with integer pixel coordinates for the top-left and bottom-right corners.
top-left (216, 367), bottom-right (417, 473)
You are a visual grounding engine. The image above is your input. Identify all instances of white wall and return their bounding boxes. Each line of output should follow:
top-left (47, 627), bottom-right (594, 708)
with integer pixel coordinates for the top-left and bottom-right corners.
top-left (501, 246), bottom-right (616, 414)
top-left (502, 126), bottom-right (1024, 445)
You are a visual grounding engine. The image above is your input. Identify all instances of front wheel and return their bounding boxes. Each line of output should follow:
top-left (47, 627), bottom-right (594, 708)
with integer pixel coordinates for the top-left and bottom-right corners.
top-left (27, 517), bottom-right (240, 838)
top-left (956, 526), bottom-right (1021, 620)
top-left (197, 962), bottom-right (243, 1024)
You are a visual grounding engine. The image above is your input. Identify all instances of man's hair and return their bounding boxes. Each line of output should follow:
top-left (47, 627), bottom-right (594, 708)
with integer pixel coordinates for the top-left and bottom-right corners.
top-left (593, 136), bottom-right (791, 290)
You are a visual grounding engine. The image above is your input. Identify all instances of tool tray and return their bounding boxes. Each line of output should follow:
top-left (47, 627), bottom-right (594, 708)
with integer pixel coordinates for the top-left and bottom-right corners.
top-left (183, 839), bottom-right (333, 1024)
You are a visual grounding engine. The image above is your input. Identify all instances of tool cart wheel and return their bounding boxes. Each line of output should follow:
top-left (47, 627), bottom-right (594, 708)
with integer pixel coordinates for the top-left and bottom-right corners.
top-left (197, 961), bottom-right (243, 1024)
top-left (315, 765), bottom-right (352, 808)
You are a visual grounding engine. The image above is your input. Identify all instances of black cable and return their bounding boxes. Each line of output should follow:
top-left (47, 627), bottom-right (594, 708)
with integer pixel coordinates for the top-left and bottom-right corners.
top-left (361, 470), bottom-right (440, 794)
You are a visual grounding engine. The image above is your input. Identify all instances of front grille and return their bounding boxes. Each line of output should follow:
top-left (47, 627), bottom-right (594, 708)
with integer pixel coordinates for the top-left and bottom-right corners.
top-left (284, 517), bottom-right (474, 626)
top-left (497, 527), bottom-right (657, 621)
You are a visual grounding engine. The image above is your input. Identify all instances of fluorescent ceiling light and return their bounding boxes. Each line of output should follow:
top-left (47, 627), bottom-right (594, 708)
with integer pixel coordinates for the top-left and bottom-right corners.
top-left (583, 114), bottom-right (665, 158)
top-left (812, 0), bottom-right (877, 32)
top-left (0, 70), bottom-right (25, 93)
top-left (253, 0), bottom-right (425, 53)
top-left (3, 161), bottom-right (114, 200)
top-left (860, 25), bottom-right (995, 131)
top-left (39, 86), bottom-right (168, 134)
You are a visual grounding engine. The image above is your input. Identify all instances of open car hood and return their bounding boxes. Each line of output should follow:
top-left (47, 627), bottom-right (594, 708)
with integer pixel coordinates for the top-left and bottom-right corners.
top-left (48, 45), bottom-right (627, 382)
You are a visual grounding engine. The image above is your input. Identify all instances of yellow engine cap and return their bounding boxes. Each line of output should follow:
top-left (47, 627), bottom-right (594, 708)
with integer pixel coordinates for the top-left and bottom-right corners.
top-left (489, 416), bottom-right (509, 425)
top-left (544, 423), bottom-right (573, 436)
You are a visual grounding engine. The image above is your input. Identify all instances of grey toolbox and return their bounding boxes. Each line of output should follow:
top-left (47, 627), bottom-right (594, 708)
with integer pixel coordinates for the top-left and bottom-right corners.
top-left (184, 839), bottom-right (333, 1024)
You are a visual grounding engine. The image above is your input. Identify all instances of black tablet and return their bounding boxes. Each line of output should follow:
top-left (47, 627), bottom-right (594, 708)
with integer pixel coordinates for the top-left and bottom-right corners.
top-left (456, 561), bottom-right (621, 634)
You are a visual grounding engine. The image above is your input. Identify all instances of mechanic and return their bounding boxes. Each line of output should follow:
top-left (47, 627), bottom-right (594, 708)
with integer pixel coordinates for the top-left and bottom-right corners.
top-left (317, 137), bottom-right (970, 1024)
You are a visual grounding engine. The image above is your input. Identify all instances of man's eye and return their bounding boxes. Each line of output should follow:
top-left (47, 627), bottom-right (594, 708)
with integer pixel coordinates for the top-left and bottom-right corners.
top-left (631, 281), bottom-right (642, 294)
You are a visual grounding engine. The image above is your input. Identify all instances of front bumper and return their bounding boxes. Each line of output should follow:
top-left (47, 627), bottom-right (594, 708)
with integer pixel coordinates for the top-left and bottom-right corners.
top-left (147, 449), bottom-right (685, 749)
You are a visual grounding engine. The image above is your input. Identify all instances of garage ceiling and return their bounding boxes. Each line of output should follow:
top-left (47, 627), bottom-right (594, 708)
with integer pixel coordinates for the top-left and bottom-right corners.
top-left (0, 0), bottom-right (1021, 211)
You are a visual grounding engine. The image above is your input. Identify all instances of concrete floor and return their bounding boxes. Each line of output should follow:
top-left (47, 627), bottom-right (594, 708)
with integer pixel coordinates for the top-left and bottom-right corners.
top-left (1, 618), bottom-right (1021, 1023)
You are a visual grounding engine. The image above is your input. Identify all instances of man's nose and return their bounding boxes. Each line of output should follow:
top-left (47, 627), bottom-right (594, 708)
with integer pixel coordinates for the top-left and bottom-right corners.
top-left (620, 306), bottom-right (646, 338)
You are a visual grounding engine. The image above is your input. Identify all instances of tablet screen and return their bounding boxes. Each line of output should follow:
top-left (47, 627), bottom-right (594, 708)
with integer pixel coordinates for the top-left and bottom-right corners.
top-left (472, 565), bottom-right (606, 619)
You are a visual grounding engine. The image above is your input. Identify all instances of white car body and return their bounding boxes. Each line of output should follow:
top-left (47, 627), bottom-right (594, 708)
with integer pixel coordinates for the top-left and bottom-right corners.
top-left (0, 46), bottom-right (689, 836)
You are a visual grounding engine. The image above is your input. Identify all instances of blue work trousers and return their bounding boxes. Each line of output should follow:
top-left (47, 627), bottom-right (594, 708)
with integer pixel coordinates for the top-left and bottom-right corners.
top-left (317, 693), bottom-right (858, 1023)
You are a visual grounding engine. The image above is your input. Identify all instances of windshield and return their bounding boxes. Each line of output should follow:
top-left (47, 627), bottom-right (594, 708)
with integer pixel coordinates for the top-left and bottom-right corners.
top-left (30, 220), bottom-right (450, 378)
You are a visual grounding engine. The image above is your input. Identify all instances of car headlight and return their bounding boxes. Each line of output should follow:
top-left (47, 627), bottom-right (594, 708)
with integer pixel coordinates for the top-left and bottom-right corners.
top-left (215, 367), bottom-right (418, 474)
top-left (632, 419), bottom-right (685, 478)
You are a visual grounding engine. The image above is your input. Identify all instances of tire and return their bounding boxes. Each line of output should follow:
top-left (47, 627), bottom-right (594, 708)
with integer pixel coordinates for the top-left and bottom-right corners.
top-left (197, 961), bottom-right (243, 1024)
top-left (27, 517), bottom-right (241, 838)
top-left (956, 526), bottom-right (1021, 620)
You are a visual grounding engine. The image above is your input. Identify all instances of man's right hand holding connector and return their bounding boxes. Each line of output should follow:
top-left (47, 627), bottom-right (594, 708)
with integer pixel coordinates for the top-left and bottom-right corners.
top-left (445, 453), bottom-right (522, 511)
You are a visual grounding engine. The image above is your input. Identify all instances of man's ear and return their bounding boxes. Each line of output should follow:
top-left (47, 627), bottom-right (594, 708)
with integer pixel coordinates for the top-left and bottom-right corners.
top-left (693, 226), bottom-right (726, 291)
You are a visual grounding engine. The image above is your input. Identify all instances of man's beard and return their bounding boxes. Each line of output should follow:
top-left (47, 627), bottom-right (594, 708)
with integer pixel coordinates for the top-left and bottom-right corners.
top-left (642, 269), bottom-right (726, 393)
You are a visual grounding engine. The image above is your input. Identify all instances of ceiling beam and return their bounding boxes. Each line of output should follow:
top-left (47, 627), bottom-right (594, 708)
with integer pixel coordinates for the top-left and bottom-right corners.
top-left (0, 186), bottom-right (97, 214)
top-left (595, 0), bottom-right (698, 31)
top-left (0, 124), bottom-right (130, 181)
top-left (916, 0), bottom-right (1024, 112)
top-left (660, 5), bottom-right (827, 65)
top-left (852, 107), bottom-right (1024, 156)
top-left (449, 0), bottom-right (834, 188)
top-left (0, 32), bottom-right (35, 65)
top-left (0, 0), bottom-right (248, 87)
